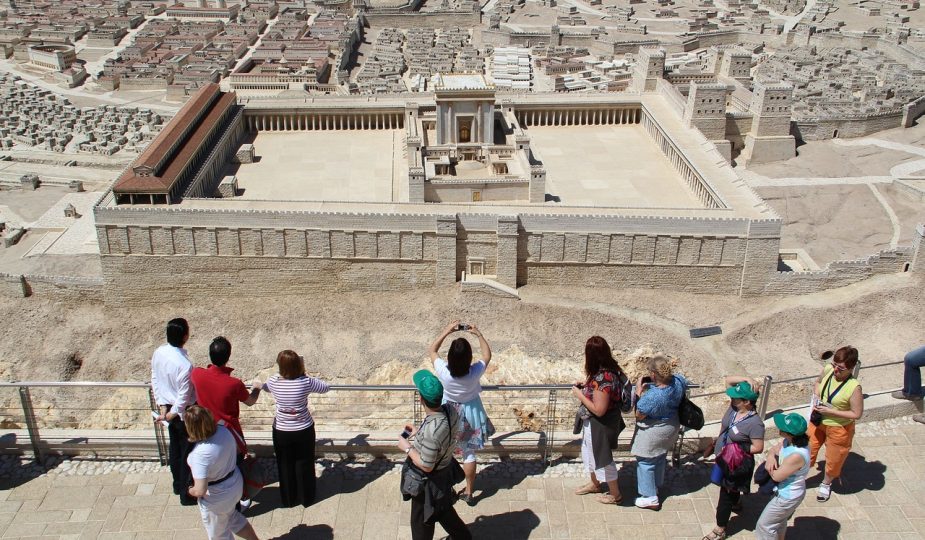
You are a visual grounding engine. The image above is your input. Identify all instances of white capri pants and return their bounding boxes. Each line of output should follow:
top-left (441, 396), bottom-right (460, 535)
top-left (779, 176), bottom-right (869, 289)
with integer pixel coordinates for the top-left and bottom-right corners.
top-left (580, 419), bottom-right (618, 482)
top-left (755, 494), bottom-right (804, 540)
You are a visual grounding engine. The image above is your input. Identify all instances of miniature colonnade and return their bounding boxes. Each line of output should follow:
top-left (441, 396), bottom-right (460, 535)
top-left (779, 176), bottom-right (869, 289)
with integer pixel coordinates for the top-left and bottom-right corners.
top-left (514, 107), bottom-right (641, 126)
top-left (244, 112), bottom-right (406, 131)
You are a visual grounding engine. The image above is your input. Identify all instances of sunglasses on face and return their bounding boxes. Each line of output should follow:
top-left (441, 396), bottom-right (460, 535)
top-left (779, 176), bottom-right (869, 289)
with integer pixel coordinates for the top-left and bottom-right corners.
top-left (831, 362), bottom-right (849, 372)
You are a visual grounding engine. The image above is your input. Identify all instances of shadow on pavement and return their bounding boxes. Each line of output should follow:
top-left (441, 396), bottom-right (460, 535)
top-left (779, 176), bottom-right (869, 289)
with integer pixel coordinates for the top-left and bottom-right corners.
top-left (468, 509), bottom-right (542, 539)
top-left (270, 524), bottom-right (334, 540)
top-left (0, 441), bottom-right (65, 490)
top-left (247, 435), bottom-right (392, 517)
top-left (789, 516), bottom-right (841, 539)
top-left (811, 452), bottom-right (887, 495)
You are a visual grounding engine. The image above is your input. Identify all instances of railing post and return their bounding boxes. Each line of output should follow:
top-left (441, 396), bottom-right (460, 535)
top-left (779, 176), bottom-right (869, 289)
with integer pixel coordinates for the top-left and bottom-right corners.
top-left (19, 386), bottom-right (42, 462)
top-left (757, 375), bottom-right (773, 419)
top-left (148, 386), bottom-right (168, 466)
top-left (543, 389), bottom-right (557, 467)
top-left (412, 390), bottom-right (422, 426)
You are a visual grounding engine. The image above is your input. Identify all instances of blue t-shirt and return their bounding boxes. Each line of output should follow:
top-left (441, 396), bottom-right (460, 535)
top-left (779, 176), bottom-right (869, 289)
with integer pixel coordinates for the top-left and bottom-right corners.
top-left (637, 375), bottom-right (687, 419)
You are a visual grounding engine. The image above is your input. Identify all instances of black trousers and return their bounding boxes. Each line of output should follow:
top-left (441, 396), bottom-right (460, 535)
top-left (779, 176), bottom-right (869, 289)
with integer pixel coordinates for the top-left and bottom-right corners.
top-left (272, 424), bottom-right (316, 508)
top-left (715, 487), bottom-right (742, 528)
top-left (167, 415), bottom-right (195, 504)
top-left (410, 494), bottom-right (471, 540)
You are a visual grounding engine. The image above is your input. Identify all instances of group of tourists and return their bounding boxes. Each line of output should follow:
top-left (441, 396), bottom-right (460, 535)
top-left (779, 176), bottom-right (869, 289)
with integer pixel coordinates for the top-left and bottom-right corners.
top-left (151, 315), bottom-right (916, 540)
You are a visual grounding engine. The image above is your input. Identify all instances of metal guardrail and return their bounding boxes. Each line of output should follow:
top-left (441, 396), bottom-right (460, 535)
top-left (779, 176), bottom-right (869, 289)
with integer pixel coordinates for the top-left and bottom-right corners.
top-left (0, 359), bottom-right (904, 464)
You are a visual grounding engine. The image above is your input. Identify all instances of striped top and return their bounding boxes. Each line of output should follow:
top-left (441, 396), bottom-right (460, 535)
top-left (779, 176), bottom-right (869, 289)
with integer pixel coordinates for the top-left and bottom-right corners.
top-left (265, 375), bottom-right (330, 431)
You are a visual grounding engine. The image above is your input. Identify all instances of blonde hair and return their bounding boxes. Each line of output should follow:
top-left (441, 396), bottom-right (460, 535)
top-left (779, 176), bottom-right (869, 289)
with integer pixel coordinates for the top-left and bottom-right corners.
top-left (647, 355), bottom-right (673, 384)
top-left (185, 405), bottom-right (217, 442)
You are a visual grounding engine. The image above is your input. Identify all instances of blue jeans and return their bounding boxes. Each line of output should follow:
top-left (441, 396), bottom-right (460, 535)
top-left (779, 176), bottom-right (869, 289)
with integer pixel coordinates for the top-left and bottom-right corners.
top-left (904, 345), bottom-right (925, 397)
top-left (636, 454), bottom-right (667, 498)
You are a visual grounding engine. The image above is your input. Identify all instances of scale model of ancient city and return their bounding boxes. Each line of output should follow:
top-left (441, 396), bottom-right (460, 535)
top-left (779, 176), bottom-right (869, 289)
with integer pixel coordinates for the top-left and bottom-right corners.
top-left (1, 0), bottom-right (924, 304)
top-left (0, 0), bottom-right (920, 305)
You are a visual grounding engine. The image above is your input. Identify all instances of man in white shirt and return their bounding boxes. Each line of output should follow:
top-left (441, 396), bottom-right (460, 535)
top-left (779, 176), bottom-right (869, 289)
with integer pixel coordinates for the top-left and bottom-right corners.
top-left (152, 317), bottom-right (197, 505)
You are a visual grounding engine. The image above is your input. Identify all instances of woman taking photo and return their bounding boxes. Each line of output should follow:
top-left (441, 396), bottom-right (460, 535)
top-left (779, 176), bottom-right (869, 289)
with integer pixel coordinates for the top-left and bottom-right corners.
top-left (701, 377), bottom-right (765, 540)
top-left (631, 355), bottom-right (686, 510)
top-left (429, 320), bottom-right (493, 506)
top-left (254, 350), bottom-right (330, 508)
top-left (810, 346), bottom-right (863, 502)
top-left (756, 413), bottom-right (811, 540)
top-left (570, 336), bottom-right (627, 505)
top-left (185, 405), bottom-right (260, 540)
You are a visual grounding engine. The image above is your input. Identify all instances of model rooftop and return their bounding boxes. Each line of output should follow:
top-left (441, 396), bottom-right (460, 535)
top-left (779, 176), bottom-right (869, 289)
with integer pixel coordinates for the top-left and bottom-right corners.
top-left (432, 73), bottom-right (495, 91)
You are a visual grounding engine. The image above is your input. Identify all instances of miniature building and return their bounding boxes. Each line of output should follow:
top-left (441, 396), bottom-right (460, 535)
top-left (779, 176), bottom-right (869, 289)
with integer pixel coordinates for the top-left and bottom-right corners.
top-left (741, 81), bottom-right (796, 165)
top-left (631, 48), bottom-right (665, 92)
top-left (95, 83), bottom-right (787, 300)
top-left (20, 173), bottom-right (39, 191)
top-left (27, 44), bottom-right (77, 71)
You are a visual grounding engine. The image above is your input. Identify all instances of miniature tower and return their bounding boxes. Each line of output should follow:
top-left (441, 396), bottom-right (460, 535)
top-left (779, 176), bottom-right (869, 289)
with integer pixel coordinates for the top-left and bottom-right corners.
top-left (719, 47), bottom-right (751, 83)
top-left (684, 81), bottom-right (732, 160)
top-left (630, 48), bottom-right (665, 92)
top-left (741, 81), bottom-right (796, 165)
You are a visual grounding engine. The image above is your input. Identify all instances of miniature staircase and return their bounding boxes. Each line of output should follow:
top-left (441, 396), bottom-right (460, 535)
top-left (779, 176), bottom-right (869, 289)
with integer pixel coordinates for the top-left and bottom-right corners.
top-left (459, 273), bottom-right (520, 299)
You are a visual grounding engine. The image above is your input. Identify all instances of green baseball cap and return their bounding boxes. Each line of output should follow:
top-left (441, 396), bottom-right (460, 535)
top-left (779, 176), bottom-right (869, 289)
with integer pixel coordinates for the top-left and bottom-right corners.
top-left (726, 381), bottom-right (759, 401)
top-left (774, 412), bottom-right (808, 436)
top-left (412, 369), bottom-right (443, 404)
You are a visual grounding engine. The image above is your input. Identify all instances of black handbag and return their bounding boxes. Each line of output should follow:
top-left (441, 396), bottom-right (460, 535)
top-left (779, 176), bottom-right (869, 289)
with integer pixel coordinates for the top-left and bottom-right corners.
top-left (400, 458), bottom-right (429, 497)
top-left (399, 405), bottom-right (463, 497)
top-left (678, 396), bottom-right (704, 430)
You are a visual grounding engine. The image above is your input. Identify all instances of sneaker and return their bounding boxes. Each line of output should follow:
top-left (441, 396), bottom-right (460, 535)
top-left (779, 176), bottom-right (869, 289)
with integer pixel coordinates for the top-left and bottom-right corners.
top-left (891, 390), bottom-right (923, 401)
top-left (634, 496), bottom-right (660, 510)
top-left (816, 482), bottom-right (832, 502)
top-left (458, 493), bottom-right (476, 506)
top-left (914, 414), bottom-right (925, 425)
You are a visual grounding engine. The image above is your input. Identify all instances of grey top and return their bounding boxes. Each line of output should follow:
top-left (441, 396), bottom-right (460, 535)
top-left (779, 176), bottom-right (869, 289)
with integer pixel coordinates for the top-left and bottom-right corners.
top-left (412, 406), bottom-right (461, 471)
top-left (713, 407), bottom-right (765, 457)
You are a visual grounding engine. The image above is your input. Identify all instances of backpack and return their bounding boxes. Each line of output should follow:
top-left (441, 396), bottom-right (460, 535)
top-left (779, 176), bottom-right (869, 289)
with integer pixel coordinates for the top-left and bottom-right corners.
top-left (678, 395), bottom-right (705, 430)
top-left (615, 368), bottom-right (634, 414)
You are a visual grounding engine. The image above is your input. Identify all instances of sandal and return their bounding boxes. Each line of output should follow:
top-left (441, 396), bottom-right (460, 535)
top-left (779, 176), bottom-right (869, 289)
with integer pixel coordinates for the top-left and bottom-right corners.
top-left (596, 493), bottom-right (622, 505)
top-left (574, 483), bottom-right (602, 496)
top-left (702, 529), bottom-right (727, 540)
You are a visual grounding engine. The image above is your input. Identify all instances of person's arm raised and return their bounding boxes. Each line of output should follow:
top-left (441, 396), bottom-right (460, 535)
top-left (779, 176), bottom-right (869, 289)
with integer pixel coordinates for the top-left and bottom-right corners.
top-left (468, 324), bottom-right (491, 369)
top-left (428, 320), bottom-right (460, 362)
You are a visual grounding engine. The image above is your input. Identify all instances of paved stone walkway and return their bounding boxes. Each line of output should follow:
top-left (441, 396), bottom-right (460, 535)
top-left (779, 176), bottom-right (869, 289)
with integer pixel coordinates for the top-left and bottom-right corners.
top-left (1, 417), bottom-right (923, 540)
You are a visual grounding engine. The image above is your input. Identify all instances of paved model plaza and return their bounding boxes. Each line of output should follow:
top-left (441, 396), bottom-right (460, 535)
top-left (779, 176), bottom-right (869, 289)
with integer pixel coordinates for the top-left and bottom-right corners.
top-left (529, 125), bottom-right (702, 208)
top-left (230, 131), bottom-right (405, 203)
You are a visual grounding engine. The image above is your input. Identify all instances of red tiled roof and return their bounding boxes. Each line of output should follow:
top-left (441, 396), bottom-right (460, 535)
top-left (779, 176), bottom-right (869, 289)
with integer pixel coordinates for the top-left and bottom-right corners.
top-left (114, 86), bottom-right (235, 196)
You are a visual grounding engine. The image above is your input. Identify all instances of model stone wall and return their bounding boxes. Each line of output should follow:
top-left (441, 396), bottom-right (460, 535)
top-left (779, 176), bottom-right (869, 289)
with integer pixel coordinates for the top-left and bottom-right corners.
top-left (100, 255), bottom-right (438, 304)
top-left (363, 11), bottom-right (479, 28)
top-left (763, 247), bottom-right (913, 295)
top-left (425, 182), bottom-right (528, 203)
top-left (793, 111), bottom-right (904, 141)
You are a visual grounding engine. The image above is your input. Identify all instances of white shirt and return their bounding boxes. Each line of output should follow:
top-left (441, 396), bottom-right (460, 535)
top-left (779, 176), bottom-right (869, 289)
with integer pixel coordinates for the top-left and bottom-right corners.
top-left (434, 358), bottom-right (486, 403)
top-left (187, 425), bottom-right (241, 505)
top-left (151, 343), bottom-right (196, 418)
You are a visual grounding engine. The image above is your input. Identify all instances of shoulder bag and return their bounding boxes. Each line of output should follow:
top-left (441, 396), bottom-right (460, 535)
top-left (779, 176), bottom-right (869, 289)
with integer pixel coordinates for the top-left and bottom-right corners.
top-left (400, 405), bottom-right (464, 497)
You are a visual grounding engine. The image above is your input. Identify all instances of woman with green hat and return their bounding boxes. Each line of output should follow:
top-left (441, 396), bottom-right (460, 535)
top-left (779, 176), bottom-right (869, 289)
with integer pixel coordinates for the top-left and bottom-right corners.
top-left (702, 376), bottom-right (765, 540)
top-left (755, 413), bottom-right (811, 540)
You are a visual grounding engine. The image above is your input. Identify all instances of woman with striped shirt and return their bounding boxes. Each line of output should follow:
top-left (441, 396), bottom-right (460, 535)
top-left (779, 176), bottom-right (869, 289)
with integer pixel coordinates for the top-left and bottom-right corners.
top-left (254, 350), bottom-right (330, 508)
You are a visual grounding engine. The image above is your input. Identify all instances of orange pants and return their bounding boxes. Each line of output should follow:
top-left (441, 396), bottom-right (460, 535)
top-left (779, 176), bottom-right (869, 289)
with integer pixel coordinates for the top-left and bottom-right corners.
top-left (808, 421), bottom-right (855, 479)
